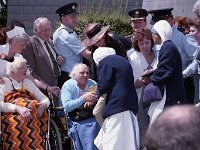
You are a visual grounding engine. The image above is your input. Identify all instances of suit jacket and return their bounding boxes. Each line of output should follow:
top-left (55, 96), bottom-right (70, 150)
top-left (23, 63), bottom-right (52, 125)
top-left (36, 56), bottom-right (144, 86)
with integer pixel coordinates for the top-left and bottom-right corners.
top-left (22, 35), bottom-right (59, 86)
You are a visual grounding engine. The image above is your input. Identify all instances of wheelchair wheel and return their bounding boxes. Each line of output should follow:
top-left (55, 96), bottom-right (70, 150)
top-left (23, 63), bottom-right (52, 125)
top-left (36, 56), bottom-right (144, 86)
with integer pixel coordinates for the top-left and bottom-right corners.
top-left (47, 119), bottom-right (63, 150)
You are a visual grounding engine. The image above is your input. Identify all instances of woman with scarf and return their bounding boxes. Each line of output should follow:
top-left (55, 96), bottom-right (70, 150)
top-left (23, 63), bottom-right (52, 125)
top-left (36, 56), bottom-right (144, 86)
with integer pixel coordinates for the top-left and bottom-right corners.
top-left (146, 20), bottom-right (186, 123)
top-left (0, 57), bottom-right (50, 149)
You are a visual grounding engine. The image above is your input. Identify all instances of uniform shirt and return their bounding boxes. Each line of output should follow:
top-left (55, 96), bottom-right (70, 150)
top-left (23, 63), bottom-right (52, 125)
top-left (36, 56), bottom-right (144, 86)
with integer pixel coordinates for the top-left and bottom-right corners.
top-left (60, 78), bottom-right (97, 113)
top-left (53, 24), bottom-right (85, 72)
top-left (171, 26), bottom-right (198, 73)
top-left (0, 77), bottom-right (50, 112)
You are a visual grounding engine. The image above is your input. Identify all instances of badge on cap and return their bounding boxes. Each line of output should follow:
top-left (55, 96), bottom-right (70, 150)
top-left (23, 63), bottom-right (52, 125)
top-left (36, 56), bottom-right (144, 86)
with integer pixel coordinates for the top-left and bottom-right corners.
top-left (135, 11), bottom-right (139, 15)
top-left (72, 5), bottom-right (75, 9)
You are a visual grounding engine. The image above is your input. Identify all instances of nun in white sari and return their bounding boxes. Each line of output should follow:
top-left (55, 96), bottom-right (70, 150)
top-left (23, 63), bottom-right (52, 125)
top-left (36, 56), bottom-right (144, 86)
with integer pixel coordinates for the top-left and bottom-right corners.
top-left (148, 20), bottom-right (186, 124)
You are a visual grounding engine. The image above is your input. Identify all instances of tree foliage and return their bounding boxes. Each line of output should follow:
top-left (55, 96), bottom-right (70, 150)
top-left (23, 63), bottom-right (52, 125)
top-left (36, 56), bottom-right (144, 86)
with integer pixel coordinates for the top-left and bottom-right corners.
top-left (0, 0), bottom-right (7, 28)
top-left (75, 0), bottom-right (132, 39)
top-left (56, 0), bottom-right (133, 39)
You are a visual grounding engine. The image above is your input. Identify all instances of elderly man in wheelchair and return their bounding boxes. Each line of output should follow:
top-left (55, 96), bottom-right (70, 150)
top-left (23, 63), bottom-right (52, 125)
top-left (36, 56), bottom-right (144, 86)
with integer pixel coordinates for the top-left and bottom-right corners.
top-left (0, 57), bottom-right (50, 149)
top-left (60, 63), bottom-right (100, 150)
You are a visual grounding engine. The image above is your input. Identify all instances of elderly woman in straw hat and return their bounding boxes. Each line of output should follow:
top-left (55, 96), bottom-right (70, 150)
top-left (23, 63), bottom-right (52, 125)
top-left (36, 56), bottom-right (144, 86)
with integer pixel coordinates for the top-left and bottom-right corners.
top-left (82, 22), bottom-right (131, 80)
top-left (0, 57), bottom-right (50, 149)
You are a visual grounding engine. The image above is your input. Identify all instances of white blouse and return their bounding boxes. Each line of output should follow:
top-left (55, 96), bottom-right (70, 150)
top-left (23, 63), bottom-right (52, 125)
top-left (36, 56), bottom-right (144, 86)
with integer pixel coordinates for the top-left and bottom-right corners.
top-left (129, 49), bottom-right (157, 101)
top-left (0, 77), bottom-right (50, 112)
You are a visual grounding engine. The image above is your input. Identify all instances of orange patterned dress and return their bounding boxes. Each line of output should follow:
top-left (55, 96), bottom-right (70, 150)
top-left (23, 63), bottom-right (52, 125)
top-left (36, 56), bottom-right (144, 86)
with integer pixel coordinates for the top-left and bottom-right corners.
top-left (1, 89), bottom-right (48, 150)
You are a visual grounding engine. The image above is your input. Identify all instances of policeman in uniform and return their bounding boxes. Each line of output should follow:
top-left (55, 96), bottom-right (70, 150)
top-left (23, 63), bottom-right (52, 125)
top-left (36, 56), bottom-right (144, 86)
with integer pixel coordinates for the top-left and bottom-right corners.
top-left (53, 3), bottom-right (91, 88)
top-left (127, 8), bottom-right (148, 59)
top-left (148, 8), bottom-right (199, 104)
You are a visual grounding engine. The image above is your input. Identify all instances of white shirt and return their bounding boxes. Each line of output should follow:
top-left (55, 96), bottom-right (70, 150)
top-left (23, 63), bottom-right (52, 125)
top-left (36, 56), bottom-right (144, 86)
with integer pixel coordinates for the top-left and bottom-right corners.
top-left (129, 49), bottom-right (157, 101)
top-left (37, 36), bottom-right (57, 69)
top-left (0, 77), bottom-right (50, 112)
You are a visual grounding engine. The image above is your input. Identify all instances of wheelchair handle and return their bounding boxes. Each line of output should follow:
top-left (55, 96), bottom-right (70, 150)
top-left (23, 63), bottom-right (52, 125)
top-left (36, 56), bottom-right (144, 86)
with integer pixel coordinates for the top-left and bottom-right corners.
top-left (48, 107), bottom-right (65, 111)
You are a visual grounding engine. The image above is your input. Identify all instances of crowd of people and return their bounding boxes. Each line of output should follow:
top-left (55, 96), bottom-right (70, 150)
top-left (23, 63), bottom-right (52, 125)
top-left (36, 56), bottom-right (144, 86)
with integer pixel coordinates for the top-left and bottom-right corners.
top-left (0, 1), bottom-right (200, 150)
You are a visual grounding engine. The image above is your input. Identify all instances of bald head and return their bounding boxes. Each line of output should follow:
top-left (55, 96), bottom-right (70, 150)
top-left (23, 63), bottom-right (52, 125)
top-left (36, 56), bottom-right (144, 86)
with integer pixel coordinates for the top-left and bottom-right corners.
top-left (144, 105), bottom-right (200, 150)
top-left (158, 105), bottom-right (196, 124)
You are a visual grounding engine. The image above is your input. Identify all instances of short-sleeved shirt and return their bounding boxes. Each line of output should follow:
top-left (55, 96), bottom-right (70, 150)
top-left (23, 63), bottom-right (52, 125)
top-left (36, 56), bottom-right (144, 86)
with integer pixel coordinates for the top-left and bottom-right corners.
top-left (53, 24), bottom-right (85, 72)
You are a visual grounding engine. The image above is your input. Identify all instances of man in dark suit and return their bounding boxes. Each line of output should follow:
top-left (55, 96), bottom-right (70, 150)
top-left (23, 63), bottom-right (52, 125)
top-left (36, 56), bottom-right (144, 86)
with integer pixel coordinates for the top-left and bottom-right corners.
top-left (22, 17), bottom-right (63, 102)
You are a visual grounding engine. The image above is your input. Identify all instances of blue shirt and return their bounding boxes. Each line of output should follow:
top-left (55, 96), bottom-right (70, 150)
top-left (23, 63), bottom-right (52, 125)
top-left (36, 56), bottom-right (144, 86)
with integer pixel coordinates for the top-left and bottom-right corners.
top-left (60, 78), bottom-right (97, 113)
top-left (171, 26), bottom-right (197, 70)
top-left (53, 24), bottom-right (85, 72)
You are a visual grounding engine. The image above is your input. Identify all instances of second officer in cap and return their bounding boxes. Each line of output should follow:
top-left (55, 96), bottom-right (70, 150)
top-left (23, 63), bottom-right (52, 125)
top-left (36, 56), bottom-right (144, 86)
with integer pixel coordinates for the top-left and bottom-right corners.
top-left (128, 8), bottom-right (148, 33)
top-left (126, 8), bottom-right (148, 59)
top-left (53, 3), bottom-right (92, 88)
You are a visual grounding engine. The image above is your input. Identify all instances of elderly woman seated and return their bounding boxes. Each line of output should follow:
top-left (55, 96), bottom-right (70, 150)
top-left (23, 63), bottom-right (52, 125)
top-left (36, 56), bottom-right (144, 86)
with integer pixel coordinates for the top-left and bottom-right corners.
top-left (0, 57), bottom-right (50, 149)
top-left (60, 63), bottom-right (100, 150)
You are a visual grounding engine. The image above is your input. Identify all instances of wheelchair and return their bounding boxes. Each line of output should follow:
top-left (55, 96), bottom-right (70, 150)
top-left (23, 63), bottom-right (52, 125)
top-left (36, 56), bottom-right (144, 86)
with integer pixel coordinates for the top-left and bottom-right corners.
top-left (0, 106), bottom-right (74, 150)
top-left (46, 106), bottom-right (75, 150)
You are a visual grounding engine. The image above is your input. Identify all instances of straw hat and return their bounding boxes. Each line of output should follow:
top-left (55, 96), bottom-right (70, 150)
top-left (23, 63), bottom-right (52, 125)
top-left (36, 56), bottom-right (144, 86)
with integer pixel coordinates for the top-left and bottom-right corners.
top-left (82, 23), bottom-right (110, 47)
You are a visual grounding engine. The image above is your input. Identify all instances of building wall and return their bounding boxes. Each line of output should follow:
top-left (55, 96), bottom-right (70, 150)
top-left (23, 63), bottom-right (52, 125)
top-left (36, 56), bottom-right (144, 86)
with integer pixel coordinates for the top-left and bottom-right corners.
top-left (7, 0), bottom-right (197, 35)
top-left (142, 0), bottom-right (197, 27)
top-left (7, 0), bottom-right (142, 35)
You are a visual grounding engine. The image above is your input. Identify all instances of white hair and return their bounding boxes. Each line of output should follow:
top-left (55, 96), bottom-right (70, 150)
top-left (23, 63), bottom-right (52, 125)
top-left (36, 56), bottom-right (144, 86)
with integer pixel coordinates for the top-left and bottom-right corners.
top-left (33, 17), bottom-right (51, 33)
top-left (193, 0), bottom-right (200, 13)
top-left (69, 63), bottom-right (89, 79)
top-left (6, 57), bottom-right (27, 75)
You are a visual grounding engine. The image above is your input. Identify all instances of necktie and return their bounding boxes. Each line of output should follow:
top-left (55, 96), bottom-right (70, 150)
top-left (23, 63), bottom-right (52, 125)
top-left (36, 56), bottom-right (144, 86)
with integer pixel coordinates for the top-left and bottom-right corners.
top-left (44, 41), bottom-right (60, 77)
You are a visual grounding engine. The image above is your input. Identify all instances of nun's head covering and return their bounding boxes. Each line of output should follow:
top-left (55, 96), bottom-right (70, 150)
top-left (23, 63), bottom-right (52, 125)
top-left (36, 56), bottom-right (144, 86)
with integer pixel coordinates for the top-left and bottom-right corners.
top-left (6, 26), bottom-right (26, 39)
top-left (151, 20), bottom-right (172, 44)
top-left (93, 47), bottom-right (116, 65)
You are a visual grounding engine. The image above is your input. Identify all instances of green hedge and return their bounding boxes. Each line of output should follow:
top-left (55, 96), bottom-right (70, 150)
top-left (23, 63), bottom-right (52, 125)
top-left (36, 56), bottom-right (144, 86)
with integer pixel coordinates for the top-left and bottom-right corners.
top-left (75, 11), bottom-right (132, 40)
top-left (0, 0), bottom-right (7, 28)
top-left (56, 0), bottom-right (133, 39)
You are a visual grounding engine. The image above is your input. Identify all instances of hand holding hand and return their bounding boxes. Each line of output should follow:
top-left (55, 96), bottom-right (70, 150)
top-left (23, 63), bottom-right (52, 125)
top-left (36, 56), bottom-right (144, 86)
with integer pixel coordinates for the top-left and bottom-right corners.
top-left (139, 76), bottom-right (151, 85)
top-left (82, 92), bottom-right (98, 103)
top-left (84, 101), bottom-right (95, 108)
top-left (36, 102), bottom-right (48, 118)
top-left (16, 106), bottom-right (32, 121)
